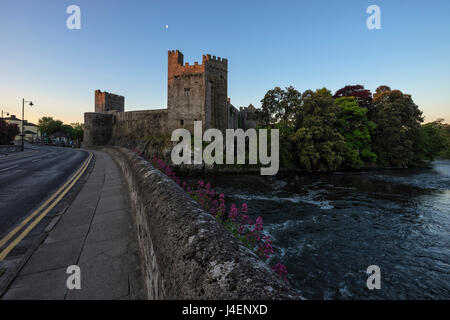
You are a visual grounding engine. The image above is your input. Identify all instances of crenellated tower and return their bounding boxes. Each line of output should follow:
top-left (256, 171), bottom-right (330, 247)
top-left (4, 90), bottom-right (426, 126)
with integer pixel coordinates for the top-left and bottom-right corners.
top-left (95, 90), bottom-right (125, 113)
top-left (167, 50), bottom-right (228, 133)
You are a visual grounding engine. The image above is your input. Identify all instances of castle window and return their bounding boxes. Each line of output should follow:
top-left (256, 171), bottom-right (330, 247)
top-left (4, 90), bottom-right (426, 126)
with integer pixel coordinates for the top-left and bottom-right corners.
top-left (180, 119), bottom-right (184, 125)
top-left (184, 88), bottom-right (190, 96)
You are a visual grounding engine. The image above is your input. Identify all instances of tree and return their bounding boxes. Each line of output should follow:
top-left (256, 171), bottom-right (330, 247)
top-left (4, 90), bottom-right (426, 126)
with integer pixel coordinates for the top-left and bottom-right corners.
top-left (439, 122), bottom-right (450, 159)
top-left (258, 86), bottom-right (301, 127)
top-left (38, 117), bottom-right (63, 137)
top-left (291, 88), bottom-right (347, 171)
top-left (417, 119), bottom-right (450, 160)
top-left (333, 85), bottom-right (375, 118)
top-left (371, 86), bottom-right (424, 167)
top-left (0, 120), bottom-right (20, 145)
top-left (69, 123), bottom-right (84, 142)
top-left (335, 97), bottom-right (377, 168)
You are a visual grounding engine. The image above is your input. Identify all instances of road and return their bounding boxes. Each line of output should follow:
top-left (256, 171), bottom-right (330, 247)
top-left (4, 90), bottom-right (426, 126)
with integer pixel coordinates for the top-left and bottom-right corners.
top-left (0, 144), bottom-right (89, 249)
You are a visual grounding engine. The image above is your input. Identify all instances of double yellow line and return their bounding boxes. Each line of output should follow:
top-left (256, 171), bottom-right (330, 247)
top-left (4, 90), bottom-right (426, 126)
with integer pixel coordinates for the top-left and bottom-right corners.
top-left (0, 152), bottom-right (93, 261)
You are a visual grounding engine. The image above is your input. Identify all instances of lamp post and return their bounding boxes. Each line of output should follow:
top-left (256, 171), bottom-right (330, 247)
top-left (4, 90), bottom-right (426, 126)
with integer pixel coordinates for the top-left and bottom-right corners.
top-left (1, 110), bottom-right (9, 119)
top-left (22, 99), bottom-right (34, 152)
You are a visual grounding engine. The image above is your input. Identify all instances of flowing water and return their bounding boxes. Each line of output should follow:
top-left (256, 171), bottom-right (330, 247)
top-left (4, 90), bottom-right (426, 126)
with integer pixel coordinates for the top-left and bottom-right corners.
top-left (202, 160), bottom-right (450, 299)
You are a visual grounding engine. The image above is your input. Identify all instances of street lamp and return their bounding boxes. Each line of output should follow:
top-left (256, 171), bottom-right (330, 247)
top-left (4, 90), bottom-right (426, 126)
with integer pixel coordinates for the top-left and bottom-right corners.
top-left (22, 99), bottom-right (34, 152)
top-left (1, 110), bottom-right (9, 119)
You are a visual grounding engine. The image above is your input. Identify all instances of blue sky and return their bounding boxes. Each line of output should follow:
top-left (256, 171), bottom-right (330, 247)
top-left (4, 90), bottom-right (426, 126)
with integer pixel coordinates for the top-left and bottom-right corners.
top-left (1, 0), bottom-right (449, 124)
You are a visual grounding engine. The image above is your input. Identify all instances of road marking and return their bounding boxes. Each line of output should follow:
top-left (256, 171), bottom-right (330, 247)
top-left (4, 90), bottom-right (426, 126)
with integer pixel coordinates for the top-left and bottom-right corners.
top-left (0, 150), bottom-right (39, 161)
top-left (0, 165), bottom-right (19, 173)
top-left (0, 155), bottom-right (91, 249)
top-left (32, 158), bottom-right (43, 162)
top-left (0, 152), bottom-right (93, 260)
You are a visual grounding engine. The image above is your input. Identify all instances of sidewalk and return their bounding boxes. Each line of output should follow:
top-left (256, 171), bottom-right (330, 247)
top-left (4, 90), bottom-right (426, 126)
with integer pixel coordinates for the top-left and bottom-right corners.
top-left (1, 150), bottom-right (145, 300)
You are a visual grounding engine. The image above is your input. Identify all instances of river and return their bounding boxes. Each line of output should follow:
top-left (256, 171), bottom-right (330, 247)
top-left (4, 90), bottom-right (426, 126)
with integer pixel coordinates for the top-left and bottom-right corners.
top-left (203, 160), bottom-right (450, 299)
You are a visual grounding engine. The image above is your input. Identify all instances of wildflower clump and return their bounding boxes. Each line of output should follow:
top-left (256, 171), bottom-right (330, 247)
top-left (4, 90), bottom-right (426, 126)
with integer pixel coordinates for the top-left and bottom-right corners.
top-left (135, 151), bottom-right (288, 280)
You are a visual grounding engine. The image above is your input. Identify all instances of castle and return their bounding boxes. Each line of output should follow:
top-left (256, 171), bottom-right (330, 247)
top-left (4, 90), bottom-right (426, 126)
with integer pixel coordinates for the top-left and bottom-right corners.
top-left (84, 50), bottom-right (257, 146)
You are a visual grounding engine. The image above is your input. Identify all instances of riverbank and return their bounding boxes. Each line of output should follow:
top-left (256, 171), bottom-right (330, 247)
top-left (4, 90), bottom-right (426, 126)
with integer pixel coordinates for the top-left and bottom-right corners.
top-left (110, 137), bottom-right (439, 177)
top-left (201, 160), bottom-right (450, 299)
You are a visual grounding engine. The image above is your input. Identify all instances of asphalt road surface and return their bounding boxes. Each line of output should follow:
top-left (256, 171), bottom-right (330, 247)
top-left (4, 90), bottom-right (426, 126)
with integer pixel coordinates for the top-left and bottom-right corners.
top-left (0, 144), bottom-right (89, 241)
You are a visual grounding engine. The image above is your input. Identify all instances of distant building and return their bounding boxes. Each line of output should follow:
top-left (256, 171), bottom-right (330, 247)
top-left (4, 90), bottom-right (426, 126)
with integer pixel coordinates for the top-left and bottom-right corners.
top-left (50, 132), bottom-right (70, 144)
top-left (227, 98), bottom-right (239, 130)
top-left (239, 104), bottom-right (259, 129)
top-left (3, 115), bottom-right (41, 142)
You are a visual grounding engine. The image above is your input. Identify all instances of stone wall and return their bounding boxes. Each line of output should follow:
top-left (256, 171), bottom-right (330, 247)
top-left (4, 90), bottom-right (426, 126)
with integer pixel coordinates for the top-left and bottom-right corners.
top-left (112, 109), bottom-right (169, 139)
top-left (84, 50), bottom-right (258, 146)
top-left (84, 113), bottom-right (114, 146)
top-left (167, 50), bottom-right (229, 133)
top-left (95, 90), bottom-right (125, 113)
top-left (239, 104), bottom-right (259, 130)
top-left (228, 101), bottom-right (239, 130)
top-left (167, 73), bottom-right (206, 133)
top-left (105, 146), bottom-right (301, 299)
top-left (204, 55), bottom-right (228, 132)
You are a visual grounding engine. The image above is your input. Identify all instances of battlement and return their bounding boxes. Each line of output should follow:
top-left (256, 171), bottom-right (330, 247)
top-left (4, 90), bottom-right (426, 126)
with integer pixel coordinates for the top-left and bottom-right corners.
top-left (95, 90), bottom-right (125, 113)
top-left (202, 54), bottom-right (228, 64)
top-left (95, 90), bottom-right (124, 98)
top-left (168, 50), bottom-right (227, 80)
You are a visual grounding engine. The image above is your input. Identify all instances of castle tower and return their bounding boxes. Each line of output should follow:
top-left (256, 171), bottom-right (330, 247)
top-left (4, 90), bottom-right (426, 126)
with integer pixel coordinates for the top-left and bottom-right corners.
top-left (167, 50), bottom-right (228, 133)
top-left (95, 90), bottom-right (125, 113)
top-left (203, 54), bottom-right (228, 132)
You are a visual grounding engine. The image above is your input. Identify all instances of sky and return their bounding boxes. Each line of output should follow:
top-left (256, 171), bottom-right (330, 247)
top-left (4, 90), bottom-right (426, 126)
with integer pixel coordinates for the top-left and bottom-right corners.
top-left (0, 0), bottom-right (449, 125)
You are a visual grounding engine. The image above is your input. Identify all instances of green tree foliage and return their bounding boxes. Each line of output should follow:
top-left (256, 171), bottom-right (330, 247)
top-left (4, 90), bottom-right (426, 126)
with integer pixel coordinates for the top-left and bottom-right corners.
top-left (335, 97), bottom-right (377, 169)
top-left (439, 123), bottom-right (450, 159)
top-left (291, 89), bottom-right (347, 171)
top-left (257, 86), bottom-right (301, 168)
top-left (38, 117), bottom-right (84, 142)
top-left (0, 120), bottom-right (20, 145)
top-left (258, 85), bottom-right (446, 171)
top-left (69, 123), bottom-right (84, 142)
top-left (258, 86), bottom-right (301, 127)
top-left (371, 86), bottom-right (424, 167)
top-left (38, 117), bottom-right (63, 137)
top-left (418, 119), bottom-right (450, 160)
top-left (333, 85), bottom-right (375, 118)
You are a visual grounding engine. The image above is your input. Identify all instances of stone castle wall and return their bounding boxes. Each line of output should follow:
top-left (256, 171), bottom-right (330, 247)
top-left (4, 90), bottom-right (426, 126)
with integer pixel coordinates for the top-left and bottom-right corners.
top-left (106, 146), bottom-right (301, 299)
top-left (84, 113), bottom-right (114, 146)
top-left (95, 90), bottom-right (125, 113)
top-left (111, 109), bottom-right (168, 139)
top-left (84, 50), bottom-right (258, 147)
top-left (167, 51), bottom-right (206, 133)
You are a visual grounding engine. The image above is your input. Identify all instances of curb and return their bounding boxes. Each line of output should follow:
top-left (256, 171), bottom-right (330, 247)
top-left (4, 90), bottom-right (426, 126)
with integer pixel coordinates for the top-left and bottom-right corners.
top-left (0, 150), bottom-right (95, 299)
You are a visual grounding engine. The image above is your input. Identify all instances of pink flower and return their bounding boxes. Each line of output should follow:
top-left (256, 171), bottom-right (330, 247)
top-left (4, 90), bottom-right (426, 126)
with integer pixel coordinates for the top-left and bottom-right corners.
top-left (228, 204), bottom-right (239, 221)
top-left (272, 263), bottom-right (288, 279)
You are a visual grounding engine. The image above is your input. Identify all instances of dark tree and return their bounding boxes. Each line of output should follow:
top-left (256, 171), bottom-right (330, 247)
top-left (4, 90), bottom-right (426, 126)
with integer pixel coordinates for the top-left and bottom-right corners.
top-left (333, 85), bottom-right (374, 118)
top-left (371, 86), bottom-right (424, 167)
top-left (258, 86), bottom-right (301, 127)
top-left (291, 88), bottom-right (347, 171)
top-left (0, 120), bottom-right (20, 145)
